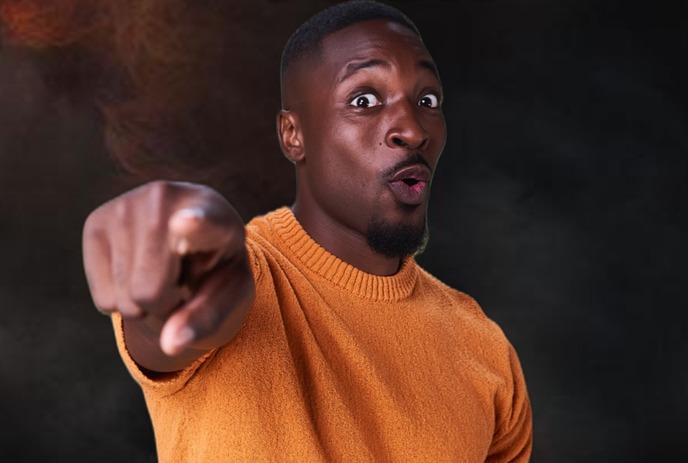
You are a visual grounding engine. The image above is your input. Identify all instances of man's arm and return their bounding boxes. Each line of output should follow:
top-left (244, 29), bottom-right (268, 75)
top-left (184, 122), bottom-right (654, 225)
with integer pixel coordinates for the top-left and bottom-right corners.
top-left (486, 343), bottom-right (533, 462)
top-left (82, 180), bottom-right (255, 373)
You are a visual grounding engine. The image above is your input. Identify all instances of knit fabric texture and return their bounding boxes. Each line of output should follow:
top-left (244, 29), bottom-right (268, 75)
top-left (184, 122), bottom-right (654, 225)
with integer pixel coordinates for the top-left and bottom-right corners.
top-left (111, 206), bottom-right (533, 462)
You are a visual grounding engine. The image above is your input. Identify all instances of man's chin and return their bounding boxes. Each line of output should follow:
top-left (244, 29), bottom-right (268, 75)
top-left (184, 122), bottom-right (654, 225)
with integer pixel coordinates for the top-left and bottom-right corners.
top-left (365, 214), bottom-right (429, 259)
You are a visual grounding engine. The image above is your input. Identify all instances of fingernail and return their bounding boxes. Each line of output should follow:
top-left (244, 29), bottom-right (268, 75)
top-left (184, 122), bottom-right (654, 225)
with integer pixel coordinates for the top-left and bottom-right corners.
top-left (173, 326), bottom-right (195, 348)
top-left (177, 238), bottom-right (189, 255)
top-left (176, 208), bottom-right (205, 221)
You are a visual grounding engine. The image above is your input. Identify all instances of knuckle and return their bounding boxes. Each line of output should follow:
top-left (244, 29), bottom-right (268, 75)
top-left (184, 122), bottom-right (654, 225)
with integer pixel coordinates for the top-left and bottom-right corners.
top-left (95, 305), bottom-right (116, 316)
top-left (146, 180), bottom-right (173, 200)
top-left (92, 293), bottom-right (116, 314)
top-left (117, 300), bottom-right (144, 318)
top-left (83, 224), bottom-right (107, 254)
top-left (145, 181), bottom-right (184, 231)
top-left (83, 210), bottom-right (100, 236)
top-left (113, 198), bottom-right (129, 223)
top-left (128, 284), bottom-right (158, 309)
top-left (83, 209), bottom-right (110, 245)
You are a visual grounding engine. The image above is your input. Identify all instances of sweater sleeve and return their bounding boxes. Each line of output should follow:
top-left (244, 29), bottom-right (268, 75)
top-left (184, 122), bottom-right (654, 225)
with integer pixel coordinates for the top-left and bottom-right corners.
top-left (485, 341), bottom-right (534, 462)
top-left (110, 311), bottom-right (218, 397)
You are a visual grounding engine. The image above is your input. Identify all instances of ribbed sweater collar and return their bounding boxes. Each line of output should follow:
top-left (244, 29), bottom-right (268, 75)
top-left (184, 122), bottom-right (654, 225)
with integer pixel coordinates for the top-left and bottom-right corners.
top-left (264, 207), bottom-right (418, 302)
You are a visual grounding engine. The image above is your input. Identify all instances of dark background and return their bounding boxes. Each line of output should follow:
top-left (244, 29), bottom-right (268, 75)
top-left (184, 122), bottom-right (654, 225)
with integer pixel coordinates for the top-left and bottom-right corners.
top-left (1, 0), bottom-right (686, 461)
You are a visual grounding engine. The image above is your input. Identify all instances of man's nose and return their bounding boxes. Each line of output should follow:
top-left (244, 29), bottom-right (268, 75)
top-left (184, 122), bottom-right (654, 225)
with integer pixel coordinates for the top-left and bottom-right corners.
top-left (384, 100), bottom-right (429, 151)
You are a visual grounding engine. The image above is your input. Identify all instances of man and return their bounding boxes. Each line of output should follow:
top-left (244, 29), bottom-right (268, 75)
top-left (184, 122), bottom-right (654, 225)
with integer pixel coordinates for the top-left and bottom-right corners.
top-left (82, 1), bottom-right (533, 461)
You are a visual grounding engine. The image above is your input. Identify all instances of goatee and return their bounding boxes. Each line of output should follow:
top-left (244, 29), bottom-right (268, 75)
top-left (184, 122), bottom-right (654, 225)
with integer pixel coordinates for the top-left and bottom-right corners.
top-left (366, 215), bottom-right (429, 259)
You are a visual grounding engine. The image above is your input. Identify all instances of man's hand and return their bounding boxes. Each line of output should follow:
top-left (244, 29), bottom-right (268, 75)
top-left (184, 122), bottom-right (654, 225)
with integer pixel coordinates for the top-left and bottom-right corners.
top-left (82, 180), bottom-right (255, 372)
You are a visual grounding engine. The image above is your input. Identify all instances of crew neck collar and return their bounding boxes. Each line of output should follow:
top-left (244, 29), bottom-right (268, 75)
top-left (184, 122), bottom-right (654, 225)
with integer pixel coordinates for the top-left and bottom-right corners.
top-left (264, 207), bottom-right (418, 301)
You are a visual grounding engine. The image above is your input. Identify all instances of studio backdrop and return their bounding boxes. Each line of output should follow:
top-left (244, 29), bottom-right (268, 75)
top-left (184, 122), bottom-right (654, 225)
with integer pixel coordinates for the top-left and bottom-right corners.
top-left (0, 0), bottom-right (685, 461)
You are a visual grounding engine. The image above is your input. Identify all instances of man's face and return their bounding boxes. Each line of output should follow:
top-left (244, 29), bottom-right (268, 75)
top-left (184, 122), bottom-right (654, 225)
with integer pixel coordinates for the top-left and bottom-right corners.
top-left (294, 19), bottom-right (446, 257)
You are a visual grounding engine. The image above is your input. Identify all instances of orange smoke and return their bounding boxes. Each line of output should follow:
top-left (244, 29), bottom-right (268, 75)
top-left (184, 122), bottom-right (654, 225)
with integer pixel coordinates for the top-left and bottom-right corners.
top-left (0, 0), bottom-right (100, 48)
top-left (0, 0), bottom-right (229, 180)
top-left (0, 0), bottom-right (327, 213)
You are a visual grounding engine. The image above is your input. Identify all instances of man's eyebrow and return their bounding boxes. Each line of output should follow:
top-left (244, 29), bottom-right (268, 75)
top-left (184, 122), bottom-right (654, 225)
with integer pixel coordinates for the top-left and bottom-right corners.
top-left (337, 59), bottom-right (390, 83)
top-left (418, 59), bottom-right (440, 81)
top-left (336, 57), bottom-right (441, 84)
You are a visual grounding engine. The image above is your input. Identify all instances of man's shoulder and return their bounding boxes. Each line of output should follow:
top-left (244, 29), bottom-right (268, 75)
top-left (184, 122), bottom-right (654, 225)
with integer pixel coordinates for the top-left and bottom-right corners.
top-left (244, 206), bottom-right (294, 252)
top-left (414, 264), bottom-right (511, 346)
top-left (415, 265), bottom-right (485, 317)
top-left (245, 208), bottom-right (276, 237)
top-left (244, 207), bottom-right (286, 253)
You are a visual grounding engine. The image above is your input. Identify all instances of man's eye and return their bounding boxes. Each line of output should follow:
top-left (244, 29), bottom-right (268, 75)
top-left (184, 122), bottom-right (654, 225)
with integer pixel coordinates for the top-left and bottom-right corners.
top-left (418, 93), bottom-right (440, 108)
top-left (349, 93), bottom-right (382, 109)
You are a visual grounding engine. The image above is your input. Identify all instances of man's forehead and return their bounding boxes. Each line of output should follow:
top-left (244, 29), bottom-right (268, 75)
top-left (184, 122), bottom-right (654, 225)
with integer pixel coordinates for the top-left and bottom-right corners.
top-left (282, 19), bottom-right (438, 108)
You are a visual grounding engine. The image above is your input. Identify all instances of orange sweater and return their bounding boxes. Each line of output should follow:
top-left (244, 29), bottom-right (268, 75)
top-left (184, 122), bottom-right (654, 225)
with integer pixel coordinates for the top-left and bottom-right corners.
top-left (111, 207), bottom-right (532, 462)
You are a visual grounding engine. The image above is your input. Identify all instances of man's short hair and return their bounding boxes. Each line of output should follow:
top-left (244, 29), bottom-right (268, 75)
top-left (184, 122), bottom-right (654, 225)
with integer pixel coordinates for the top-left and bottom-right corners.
top-left (280, 0), bottom-right (421, 80)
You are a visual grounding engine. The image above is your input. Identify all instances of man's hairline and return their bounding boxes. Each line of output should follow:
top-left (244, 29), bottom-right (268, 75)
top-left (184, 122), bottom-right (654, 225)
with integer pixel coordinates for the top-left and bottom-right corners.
top-left (280, 18), bottom-right (422, 110)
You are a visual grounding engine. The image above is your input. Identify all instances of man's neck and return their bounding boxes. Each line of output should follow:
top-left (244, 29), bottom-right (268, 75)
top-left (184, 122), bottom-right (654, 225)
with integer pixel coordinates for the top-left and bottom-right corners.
top-left (290, 201), bottom-right (401, 276)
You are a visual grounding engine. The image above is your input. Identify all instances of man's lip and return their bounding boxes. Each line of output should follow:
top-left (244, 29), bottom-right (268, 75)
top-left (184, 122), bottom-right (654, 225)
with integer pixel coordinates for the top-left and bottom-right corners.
top-left (388, 164), bottom-right (431, 183)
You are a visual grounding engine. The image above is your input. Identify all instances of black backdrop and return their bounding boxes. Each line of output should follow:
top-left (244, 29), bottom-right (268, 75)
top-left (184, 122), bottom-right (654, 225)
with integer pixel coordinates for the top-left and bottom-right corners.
top-left (1, 0), bottom-right (686, 461)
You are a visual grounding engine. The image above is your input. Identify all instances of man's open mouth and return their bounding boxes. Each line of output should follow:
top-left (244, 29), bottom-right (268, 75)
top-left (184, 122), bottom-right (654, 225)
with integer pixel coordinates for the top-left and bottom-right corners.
top-left (388, 164), bottom-right (431, 184)
top-left (387, 164), bottom-right (431, 206)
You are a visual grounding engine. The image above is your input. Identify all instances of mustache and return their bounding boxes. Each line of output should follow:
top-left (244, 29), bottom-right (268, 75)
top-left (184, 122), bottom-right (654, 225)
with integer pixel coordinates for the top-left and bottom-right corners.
top-left (382, 152), bottom-right (432, 179)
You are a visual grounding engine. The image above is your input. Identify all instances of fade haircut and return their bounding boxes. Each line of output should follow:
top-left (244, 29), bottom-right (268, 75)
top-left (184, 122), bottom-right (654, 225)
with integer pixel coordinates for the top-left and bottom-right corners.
top-left (280, 1), bottom-right (421, 86)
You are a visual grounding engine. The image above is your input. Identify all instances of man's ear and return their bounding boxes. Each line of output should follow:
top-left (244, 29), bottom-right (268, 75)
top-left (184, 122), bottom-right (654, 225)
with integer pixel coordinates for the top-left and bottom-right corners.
top-left (276, 110), bottom-right (305, 164)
